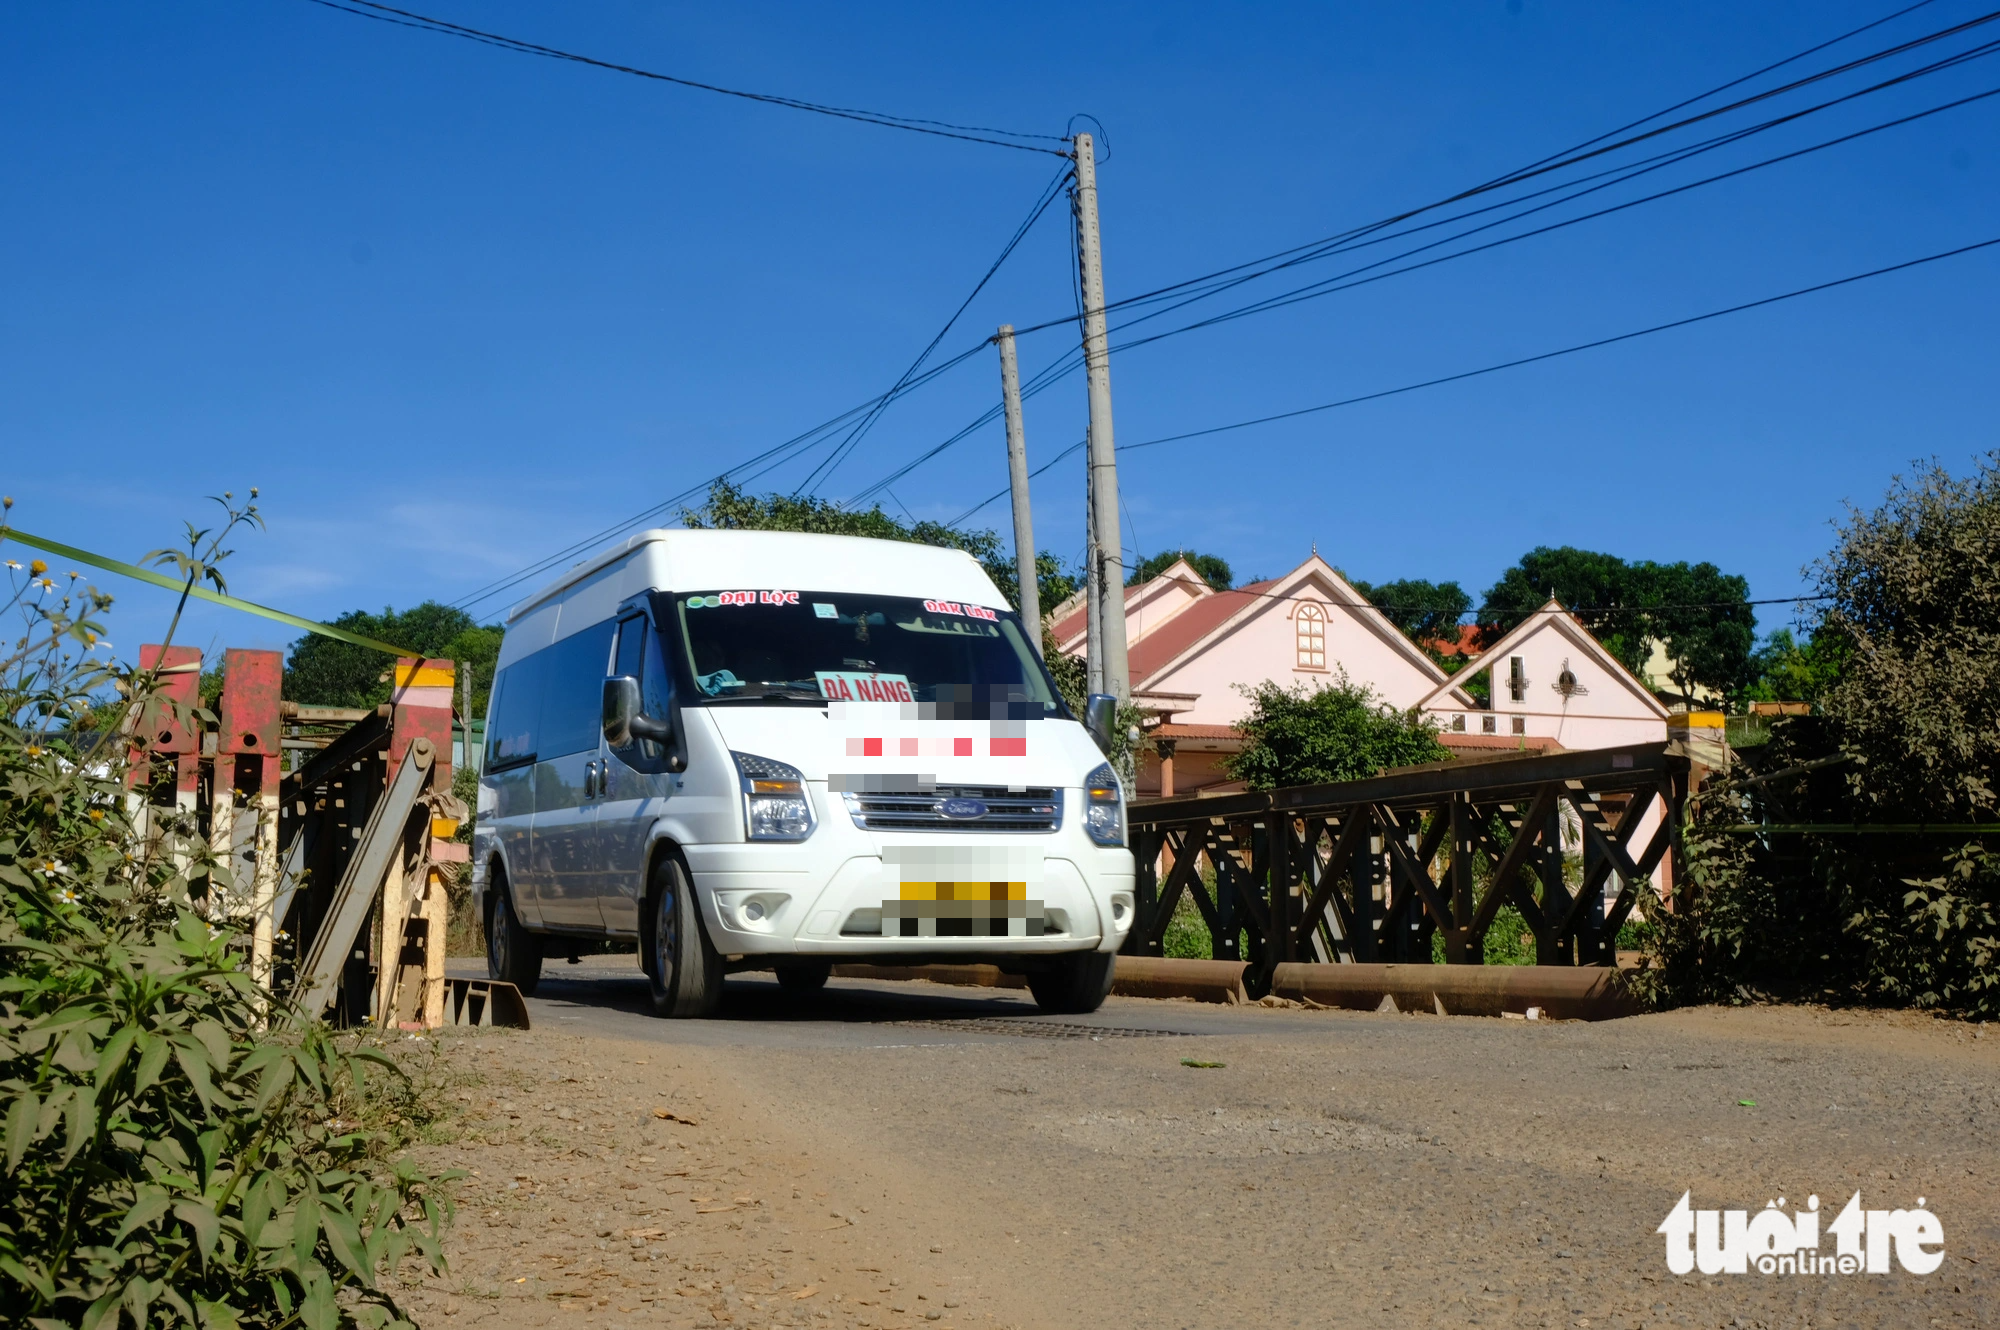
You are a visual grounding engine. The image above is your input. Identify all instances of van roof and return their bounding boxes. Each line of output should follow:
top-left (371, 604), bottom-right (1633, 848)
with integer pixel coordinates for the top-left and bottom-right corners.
top-left (504, 528), bottom-right (1000, 624)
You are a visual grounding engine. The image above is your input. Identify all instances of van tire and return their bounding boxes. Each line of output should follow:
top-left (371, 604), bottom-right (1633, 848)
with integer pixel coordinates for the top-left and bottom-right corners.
top-left (774, 963), bottom-right (830, 993)
top-left (1027, 951), bottom-right (1115, 1015)
top-left (486, 873), bottom-right (543, 997)
top-left (647, 856), bottom-right (722, 1018)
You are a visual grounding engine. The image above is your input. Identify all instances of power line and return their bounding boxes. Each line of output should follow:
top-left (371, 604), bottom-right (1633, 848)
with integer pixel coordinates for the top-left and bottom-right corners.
top-left (1113, 234), bottom-right (2000, 455)
top-left (1492, 0), bottom-right (1940, 179)
top-left (858, 25), bottom-right (2000, 510)
top-left (1103, 71), bottom-right (2000, 352)
top-left (1000, 3), bottom-right (2000, 339)
top-left (795, 161), bottom-right (1073, 496)
top-left (1087, 574), bottom-right (1825, 621)
top-left (446, 343), bottom-right (992, 613)
top-left (302, 0), bottom-right (1071, 156)
top-left (453, 160), bottom-right (1076, 613)
top-left (946, 234), bottom-right (2000, 526)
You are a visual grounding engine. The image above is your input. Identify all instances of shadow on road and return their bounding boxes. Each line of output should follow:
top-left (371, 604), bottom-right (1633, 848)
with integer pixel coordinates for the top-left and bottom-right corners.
top-left (458, 959), bottom-right (1052, 1028)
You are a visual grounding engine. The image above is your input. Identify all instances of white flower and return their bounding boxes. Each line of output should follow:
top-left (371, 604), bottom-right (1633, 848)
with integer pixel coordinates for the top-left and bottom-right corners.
top-left (58, 888), bottom-right (80, 904)
top-left (37, 859), bottom-right (65, 877)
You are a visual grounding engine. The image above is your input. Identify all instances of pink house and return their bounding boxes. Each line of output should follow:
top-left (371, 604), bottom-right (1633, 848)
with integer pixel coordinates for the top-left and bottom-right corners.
top-left (1049, 554), bottom-right (1472, 797)
top-left (1413, 597), bottom-right (1670, 750)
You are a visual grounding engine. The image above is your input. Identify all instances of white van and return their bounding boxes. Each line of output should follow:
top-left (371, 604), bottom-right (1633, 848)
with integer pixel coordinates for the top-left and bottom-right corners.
top-left (471, 529), bottom-right (1136, 1017)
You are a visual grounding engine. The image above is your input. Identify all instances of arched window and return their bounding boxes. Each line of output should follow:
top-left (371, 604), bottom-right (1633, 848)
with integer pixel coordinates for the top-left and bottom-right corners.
top-left (1296, 602), bottom-right (1326, 670)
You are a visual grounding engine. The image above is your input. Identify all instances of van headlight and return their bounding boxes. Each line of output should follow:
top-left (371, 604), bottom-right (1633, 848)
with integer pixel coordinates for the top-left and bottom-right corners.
top-left (1083, 763), bottom-right (1125, 847)
top-left (732, 752), bottom-right (815, 842)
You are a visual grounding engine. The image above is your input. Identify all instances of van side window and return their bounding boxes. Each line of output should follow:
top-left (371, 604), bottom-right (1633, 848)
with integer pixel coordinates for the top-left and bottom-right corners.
top-left (612, 614), bottom-right (675, 768)
top-left (614, 613), bottom-right (646, 682)
top-left (537, 620), bottom-right (617, 760)
top-left (485, 653), bottom-right (543, 769)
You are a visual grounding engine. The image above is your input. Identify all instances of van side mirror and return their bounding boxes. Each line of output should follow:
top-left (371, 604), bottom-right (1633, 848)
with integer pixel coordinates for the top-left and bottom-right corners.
top-left (1084, 693), bottom-right (1117, 756)
top-left (605, 676), bottom-right (675, 748)
top-left (603, 677), bottom-right (640, 747)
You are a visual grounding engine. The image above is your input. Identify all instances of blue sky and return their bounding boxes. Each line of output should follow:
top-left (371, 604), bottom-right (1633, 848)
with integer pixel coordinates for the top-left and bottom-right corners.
top-left (4, 1), bottom-right (1996, 660)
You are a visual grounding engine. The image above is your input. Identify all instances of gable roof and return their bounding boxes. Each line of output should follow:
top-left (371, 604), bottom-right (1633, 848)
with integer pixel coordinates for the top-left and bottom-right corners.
top-left (1049, 555), bottom-right (1213, 650)
top-left (1413, 597), bottom-right (1671, 719)
top-left (1126, 578), bottom-right (1279, 679)
top-left (1130, 555), bottom-right (1476, 706)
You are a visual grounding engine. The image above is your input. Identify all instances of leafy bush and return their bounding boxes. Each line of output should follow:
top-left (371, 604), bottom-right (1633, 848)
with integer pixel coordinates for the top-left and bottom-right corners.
top-left (1, 501), bottom-right (454, 1328)
top-left (1224, 675), bottom-right (1450, 790)
top-left (1641, 455), bottom-right (2000, 1016)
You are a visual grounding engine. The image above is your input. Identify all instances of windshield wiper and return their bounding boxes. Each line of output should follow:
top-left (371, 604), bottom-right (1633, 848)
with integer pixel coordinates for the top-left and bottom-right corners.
top-left (709, 684), bottom-right (827, 703)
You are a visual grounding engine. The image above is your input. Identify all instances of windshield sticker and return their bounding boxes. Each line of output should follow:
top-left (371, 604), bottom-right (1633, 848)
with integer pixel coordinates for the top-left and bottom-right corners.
top-left (816, 671), bottom-right (915, 703)
top-left (922, 599), bottom-right (999, 621)
top-left (689, 590), bottom-right (801, 609)
top-left (813, 602), bottom-right (838, 619)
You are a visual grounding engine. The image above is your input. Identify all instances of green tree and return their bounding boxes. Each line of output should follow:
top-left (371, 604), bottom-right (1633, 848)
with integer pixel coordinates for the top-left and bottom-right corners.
top-left (1478, 546), bottom-right (1638, 665)
top-left (1351, 577), bottom-right (1472, 646)
top-left (1128, 549), bottom-right (1232, 590)
top-left (1626, 559), bottom-right (1756, 704)
top-left (284, 603), bottom-right (502, 713)
top-left (1743, 627), bottom-right (1845, 704)
top-left (1478, 546), bottom-right (1757, 704)
top-left (1815, 454), bottom-right (2000, 823)
top-left (1222, 675), bottom-right (1450, 790)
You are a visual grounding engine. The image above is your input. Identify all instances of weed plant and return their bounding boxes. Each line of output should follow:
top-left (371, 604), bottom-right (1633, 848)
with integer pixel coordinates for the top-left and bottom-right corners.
top-left (0, 497), bottom-right (453, 1329)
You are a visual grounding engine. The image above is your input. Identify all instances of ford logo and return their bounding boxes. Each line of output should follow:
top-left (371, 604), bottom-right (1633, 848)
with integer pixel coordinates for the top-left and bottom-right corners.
top-left (937, 797), bottom-right (988, 820)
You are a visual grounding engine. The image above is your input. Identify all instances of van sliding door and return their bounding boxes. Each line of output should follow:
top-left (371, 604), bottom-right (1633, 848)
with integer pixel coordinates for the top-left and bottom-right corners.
top-left (527, 620), bottom-right (616, 932)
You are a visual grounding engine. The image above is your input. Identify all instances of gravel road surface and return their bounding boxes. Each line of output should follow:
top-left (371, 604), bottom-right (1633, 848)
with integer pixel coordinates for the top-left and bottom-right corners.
top-left (405, 958), bottom-right (1998, 1330)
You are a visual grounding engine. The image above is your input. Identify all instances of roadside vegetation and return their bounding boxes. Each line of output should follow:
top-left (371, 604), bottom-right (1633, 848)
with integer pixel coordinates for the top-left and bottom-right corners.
top-left (1, 498), bottom-right (455, 1329)
top-left (1640, 453), bottom-right (2000, 1018)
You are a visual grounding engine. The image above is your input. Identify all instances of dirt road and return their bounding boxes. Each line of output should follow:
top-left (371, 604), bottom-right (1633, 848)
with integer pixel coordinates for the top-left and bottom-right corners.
top-left (401, 961), bottom-right (1998, 1330)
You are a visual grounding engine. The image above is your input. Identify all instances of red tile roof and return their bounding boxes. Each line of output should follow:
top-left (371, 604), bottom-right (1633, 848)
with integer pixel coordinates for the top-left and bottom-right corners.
top-left (1427, 623), bottom-right (1485, 659)
top-left (1439, 732), bottom-right (1562, 753)
top-left (1150, 723), bottom-right (1243, 740)
top-left (1125, 579), bottom-right (1278, 683)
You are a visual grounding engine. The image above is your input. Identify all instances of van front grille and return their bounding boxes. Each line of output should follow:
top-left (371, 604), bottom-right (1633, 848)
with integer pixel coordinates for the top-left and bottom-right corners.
top-left (842, 786), bottom-right (1062, 834)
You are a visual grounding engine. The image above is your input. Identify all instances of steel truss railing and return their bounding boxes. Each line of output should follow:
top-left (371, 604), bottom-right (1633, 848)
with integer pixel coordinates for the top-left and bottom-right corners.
top-left (1123, 743), bottom-right (1690, 988)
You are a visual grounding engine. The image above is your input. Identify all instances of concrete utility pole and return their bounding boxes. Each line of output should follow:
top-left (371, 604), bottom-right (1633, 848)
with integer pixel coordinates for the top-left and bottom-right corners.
top-left (1084, 477), bottom-right (1104, 695)
top-left (996, 324), bottom-right (1042, 657)
top-left (1072, 131), bottom-right (1130, 699)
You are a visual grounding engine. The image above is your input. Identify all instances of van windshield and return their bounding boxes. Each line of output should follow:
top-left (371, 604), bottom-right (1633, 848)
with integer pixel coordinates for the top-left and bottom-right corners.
top-left (671, 591), bottom-right (1065, 718)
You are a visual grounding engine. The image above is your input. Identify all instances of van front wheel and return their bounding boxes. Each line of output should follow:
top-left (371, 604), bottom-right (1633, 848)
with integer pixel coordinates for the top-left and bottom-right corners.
top-left (486, 877), bottom-right (543, 997)
top-left (647, 857), bottom-right (722, 1018)
top-left (1027, 951), bottom-right (1115, 1015)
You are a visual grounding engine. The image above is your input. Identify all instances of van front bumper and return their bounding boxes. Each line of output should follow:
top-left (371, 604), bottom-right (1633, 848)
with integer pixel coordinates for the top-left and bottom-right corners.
top-left (684, 830), bottom-right (1135, 957)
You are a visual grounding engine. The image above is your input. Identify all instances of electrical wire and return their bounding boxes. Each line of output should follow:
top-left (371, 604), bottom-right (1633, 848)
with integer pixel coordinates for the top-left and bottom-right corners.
top-left (946, 234), bottom-right (2000, 526)
top-left (794, 161), bottom-right (1072, 496)
top-left (447, 341), bottom-right (992, 613)
top-left (1106, 73), bottom-right (2000, 353)
top-left (452, 2), bottom-right (1987, 609)
top-left (1058, 573), bottom-right (1823, 622)
top-left (854, 24), bottom-right (2000, 509)
top-left (999, 3), bottom-right (2000, 338)
top-left (301, 0), bottom-right (1072, 156)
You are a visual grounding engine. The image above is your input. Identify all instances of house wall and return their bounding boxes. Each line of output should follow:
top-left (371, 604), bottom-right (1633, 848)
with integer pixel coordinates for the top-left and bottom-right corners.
top-left (1132, 746), bottom-right (1237, 799)
top-left (1425, 620), bottom-right (1668, 749)
top-left (1148, 592), bottom-right (1447, 727)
